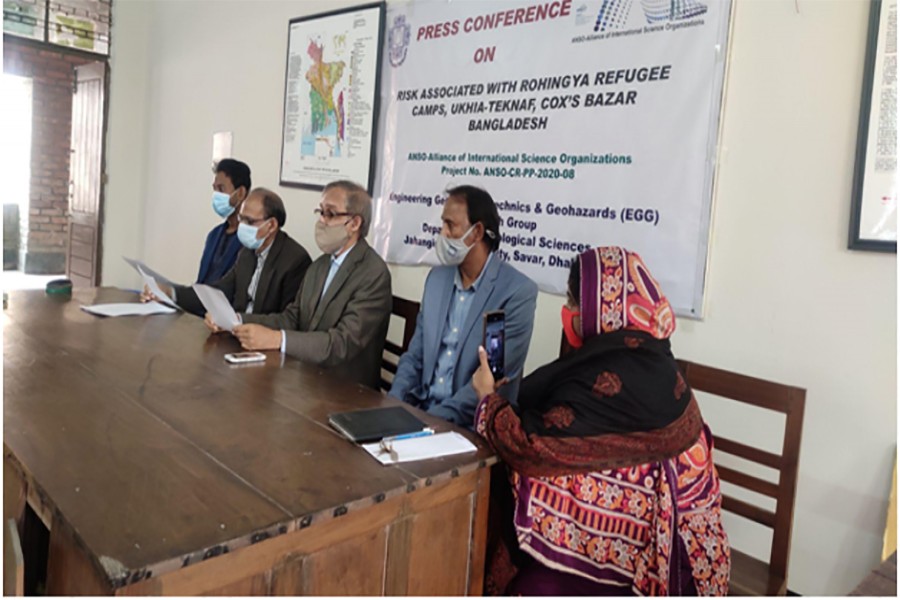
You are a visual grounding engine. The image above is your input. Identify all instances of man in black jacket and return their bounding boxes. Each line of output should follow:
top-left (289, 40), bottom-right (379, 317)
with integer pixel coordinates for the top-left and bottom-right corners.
top-left (143, 188), bottom-right (311, 316)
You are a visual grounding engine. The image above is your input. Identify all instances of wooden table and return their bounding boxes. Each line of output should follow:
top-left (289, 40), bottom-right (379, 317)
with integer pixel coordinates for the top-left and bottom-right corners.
top-left (3, 288), bottom-right (496, 595)
top-left (850, 552), bottom-right (897, 596)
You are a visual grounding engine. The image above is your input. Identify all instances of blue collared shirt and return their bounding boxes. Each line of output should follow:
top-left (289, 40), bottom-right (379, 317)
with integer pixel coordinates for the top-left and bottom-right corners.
top-left (423, 254), bottom-right (493, 407)
top-left (320, 243), bottom-right (355, 301)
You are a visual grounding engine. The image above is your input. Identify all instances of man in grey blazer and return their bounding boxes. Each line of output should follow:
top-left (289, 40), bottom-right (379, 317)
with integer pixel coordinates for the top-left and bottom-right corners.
top-left (226, 181), bottom-right (392, 389)
top-left (143, 188), bottom-right (311, 317)
top-left (388, 185), bottom-right (538, 428)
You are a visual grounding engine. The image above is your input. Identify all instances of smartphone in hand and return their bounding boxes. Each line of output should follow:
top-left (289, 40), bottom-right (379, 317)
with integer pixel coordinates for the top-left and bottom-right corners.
top-left (482, 310), bottom-right (505, 379)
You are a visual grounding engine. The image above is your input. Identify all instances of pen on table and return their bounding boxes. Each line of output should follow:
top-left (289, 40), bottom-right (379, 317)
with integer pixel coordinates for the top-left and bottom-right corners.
top-left (382, 427), bottom-right (435, 443)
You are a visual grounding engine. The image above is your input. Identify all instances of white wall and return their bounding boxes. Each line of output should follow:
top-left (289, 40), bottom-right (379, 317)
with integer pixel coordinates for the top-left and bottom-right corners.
top-left (104, 0), bottom-right (154, 284)
top-left (102, 0), bottom-right (896, 594)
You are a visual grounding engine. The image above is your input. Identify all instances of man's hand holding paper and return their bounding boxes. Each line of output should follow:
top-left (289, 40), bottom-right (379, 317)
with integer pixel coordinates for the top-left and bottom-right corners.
top-left (124, 257), bottom-right (178, 309)
top-left (192, 284), bottom-right (240, 331)
top-left (140, 281), bottom-right (174, 304)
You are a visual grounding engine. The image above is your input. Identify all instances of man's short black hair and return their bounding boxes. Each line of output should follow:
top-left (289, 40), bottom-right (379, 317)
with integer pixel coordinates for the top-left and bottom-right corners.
top-left (446, 185), bottom-right (501, 251)
top-left (216, 158), bottom-right (252, 191)
top-left (253, 187), bottom-right (286, 227)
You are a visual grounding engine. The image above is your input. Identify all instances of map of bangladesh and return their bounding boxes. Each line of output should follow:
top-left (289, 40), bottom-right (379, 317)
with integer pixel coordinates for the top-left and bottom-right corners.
top-left (302, 38), bottom-right (346, 158)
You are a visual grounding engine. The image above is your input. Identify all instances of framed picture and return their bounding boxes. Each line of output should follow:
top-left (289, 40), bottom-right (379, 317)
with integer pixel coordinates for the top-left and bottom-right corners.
top-left (849, 0), bottom-right (897, 252)
top-left (279, 2), bottom-right (385, 192)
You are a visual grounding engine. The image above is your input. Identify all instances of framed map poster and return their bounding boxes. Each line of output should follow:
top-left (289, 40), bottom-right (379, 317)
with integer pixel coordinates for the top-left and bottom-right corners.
top-left (280, 3), bottom-right (385, 192)
top-left (849, 0), bottom-right (897, 252)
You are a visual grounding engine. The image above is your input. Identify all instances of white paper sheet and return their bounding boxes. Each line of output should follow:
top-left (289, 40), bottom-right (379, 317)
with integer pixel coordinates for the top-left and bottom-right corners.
top-left (123, 256), bottom-right (174, 287)
top-left (122, 256), bottom-right (179, 309)
top-left (192, 283), bottom-right (239, 331)
top-left (135, 266), bottom-right (179, 310)
top-left (81, 302), bottom-right (177, 317)
top-left (362, 432), bottom-right (478, 465)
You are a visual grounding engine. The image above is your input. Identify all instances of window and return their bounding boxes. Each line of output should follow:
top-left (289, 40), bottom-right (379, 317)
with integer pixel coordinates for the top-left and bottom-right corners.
top-left (3, 0), bottom-right (111, 56)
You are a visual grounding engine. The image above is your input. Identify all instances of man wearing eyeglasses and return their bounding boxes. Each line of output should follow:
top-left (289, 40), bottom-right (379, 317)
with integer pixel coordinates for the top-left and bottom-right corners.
top-left (143, 188), bottom-right (311, 316)
top-left (223, 180), bottom-right (392, 390)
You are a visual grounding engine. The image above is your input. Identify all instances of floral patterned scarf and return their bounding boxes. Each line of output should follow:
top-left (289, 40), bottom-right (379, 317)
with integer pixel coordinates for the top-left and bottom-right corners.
top-left (476, 247), bottom-right (729, 595)
top-left (516, 246), bottom-right (693, 444)
top-left (579, 245), bottom-right (675, 340)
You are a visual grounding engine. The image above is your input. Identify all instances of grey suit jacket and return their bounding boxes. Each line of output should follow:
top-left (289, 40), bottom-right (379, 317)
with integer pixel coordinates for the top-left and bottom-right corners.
top-left (175, 231), bottom-right (311, 317)
top-left (388, 256), bottom-right (538, 427)
top-left (242, 239), bottom-right (392, 389)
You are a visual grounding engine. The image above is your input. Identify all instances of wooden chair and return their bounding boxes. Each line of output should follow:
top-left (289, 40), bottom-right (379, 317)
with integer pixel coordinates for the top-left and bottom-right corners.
top-left (4, 519), bottom-right (23, 596)
top-left (558, 336), bottom-right (806, 594)
top-left (379, 295), bottom-right (420, 392)
top-left (883, 457), bottom-right (897, 560)
top-left (677, 359), bottom-right (806, 596)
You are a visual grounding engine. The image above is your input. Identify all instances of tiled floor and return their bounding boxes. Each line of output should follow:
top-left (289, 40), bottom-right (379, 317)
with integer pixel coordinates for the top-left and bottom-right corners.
top-left (2, 270), bottom-right (65, 292)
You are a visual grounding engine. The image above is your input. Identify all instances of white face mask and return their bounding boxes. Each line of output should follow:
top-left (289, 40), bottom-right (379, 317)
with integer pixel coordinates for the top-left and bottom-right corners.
top-left (315, 219), bottom-right (351, 255)
top-left (212, 191), bottom-right (234, 218)
top-left (237, 222), bottom-right (265, 250)
top-left (435, 224), bottom-right (476, 266)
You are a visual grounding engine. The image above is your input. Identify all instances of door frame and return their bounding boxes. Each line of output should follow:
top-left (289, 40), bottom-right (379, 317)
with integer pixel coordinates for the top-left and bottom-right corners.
top-left (4, 36), bottom-right (111, 284)
top-left (67, 59), bottom-right (111, 287)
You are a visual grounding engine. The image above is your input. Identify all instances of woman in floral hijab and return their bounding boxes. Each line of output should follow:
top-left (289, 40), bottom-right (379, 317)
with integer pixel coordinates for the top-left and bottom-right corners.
top-left (473, 246), bottom-right (730, 596)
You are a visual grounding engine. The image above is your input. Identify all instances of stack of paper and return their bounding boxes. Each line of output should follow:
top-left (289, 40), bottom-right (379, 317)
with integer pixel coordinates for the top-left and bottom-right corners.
top-left (81, 303), bottom-right (176, 317)
top-left (362, 432), bottom-right (478, 465)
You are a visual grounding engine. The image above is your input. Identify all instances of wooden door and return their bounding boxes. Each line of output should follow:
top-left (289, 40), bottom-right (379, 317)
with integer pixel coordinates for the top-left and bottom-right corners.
top-left (67, 62), bottom-right (106, 288)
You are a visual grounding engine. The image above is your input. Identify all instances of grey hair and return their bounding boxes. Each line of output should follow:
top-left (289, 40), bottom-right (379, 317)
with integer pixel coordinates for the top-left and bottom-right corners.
top-left (323, 180), bottom-right (372, 238)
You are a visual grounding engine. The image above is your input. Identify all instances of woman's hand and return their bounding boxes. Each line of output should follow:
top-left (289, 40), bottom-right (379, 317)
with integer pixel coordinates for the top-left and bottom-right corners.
top-left (472, 346), bottom-right (510, 400)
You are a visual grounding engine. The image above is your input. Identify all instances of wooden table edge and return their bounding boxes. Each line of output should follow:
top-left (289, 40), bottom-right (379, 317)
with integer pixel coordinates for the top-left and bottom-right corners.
top-left (6, 442), bottom-right (498, 590)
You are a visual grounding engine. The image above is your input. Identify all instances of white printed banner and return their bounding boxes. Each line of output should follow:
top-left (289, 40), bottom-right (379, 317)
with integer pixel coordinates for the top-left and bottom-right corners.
top-left (371, 0), bottom-right (731, 316)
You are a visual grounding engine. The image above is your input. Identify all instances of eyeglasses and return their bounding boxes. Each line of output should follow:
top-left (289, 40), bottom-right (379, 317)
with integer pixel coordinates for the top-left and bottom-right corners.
top-left (314, 207), bottom-right (353, 220)
top-left (239, 215), bottom-right (269, 226)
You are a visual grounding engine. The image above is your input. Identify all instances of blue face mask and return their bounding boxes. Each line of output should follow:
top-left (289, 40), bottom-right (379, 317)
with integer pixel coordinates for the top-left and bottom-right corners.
top-left (212, 191), bottom-right (234, 219)
top-left (237, 222), bottom-right (265, 250)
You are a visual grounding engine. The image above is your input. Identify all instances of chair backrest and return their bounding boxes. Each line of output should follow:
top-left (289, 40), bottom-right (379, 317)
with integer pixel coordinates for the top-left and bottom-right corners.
top-left (558, 333), bottom-right (806, 594)
top-left (4, 518), bottom-right (23, 596)
top-left (379, 295), bottom-right (420, 392)
top-left (677, 359), bottom-right (806, 596)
